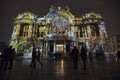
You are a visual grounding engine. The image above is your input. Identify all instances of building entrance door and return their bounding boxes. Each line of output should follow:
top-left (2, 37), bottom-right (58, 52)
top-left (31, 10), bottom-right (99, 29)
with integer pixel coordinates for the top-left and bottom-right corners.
top-left (56, 44), bottom-right (64, 52)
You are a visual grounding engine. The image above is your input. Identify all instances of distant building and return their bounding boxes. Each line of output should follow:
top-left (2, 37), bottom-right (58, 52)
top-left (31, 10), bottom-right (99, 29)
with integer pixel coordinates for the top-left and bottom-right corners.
top-left (108, 35), bottom-right (120, 55)
top-left (10, 6), bottom-right (108, 58)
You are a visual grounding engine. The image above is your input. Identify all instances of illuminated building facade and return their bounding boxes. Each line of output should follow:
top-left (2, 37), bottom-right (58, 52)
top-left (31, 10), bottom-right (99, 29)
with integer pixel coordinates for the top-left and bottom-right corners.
top-left (10, 6), bottom-right (108, 57)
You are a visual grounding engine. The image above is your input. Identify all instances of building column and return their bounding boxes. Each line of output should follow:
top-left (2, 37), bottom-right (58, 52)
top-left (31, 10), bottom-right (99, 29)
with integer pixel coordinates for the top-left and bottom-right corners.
top-left (45, 41), bottom-right (48, 57)
top-left (53, 40), bottom-right (56, 53)
top-left (64, 41), bottom-right (66, 54)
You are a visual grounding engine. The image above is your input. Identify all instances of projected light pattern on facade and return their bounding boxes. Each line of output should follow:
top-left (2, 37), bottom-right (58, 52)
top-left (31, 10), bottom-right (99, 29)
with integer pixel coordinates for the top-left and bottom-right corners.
top-left (10, 6), bottom-right (107, 58)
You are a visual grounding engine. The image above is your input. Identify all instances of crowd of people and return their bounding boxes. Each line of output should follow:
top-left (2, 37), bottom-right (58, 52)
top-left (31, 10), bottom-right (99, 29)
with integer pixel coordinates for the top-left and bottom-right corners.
top-left (0, 43), bottom-right (120, 72)
top-left (0, 46), bottom-right (43, 71)
top-left (70, 44), bottom-right (120, 71)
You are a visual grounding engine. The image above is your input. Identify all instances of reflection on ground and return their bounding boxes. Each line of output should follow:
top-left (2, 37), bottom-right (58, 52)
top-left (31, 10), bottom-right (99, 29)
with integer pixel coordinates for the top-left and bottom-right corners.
top-left (0, 56), bottom-right (120, 80)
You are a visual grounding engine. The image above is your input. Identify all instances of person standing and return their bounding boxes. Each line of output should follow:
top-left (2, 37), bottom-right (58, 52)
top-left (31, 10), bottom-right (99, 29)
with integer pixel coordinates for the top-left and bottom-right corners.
top-left (71, 46), bottom-right (79, 70)
top-left (0, 46), bottom-right (13, 70)
top-left (88, 46), bottom-right (93, 64)
top-left (80, 43), bottom-right (87, 71)
top-left (116, 49), bottom-right (120, 63)
top-left (8, 48), bottom-right (16, 70)
top-left (0, 46), bottom-right (9, 70)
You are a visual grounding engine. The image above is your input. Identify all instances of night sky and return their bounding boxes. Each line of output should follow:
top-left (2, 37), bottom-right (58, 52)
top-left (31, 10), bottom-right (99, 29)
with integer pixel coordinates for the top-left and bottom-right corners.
top-left (0, 0), bottom-right (120, 44)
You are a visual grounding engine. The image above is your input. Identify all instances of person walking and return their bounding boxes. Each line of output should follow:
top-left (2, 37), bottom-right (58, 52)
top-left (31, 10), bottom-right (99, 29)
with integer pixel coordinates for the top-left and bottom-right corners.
top-left (36, 49), bottom-right (42, 67)
top-left (80, 43), bottom-right (87, 71)
top-left (30, 47), bottom-right (37, 68)
top-left (71, 46), bottom-right (79, 70)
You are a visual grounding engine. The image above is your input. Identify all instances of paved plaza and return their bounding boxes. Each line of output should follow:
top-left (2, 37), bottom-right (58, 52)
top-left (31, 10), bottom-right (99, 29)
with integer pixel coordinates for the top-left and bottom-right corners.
top-left (0, 56), bottom-right (120, 80)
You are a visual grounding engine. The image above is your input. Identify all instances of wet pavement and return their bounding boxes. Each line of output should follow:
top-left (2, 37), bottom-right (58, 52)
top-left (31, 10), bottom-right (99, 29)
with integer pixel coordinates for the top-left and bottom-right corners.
top-left (0, 56), bottom-right (120, 80)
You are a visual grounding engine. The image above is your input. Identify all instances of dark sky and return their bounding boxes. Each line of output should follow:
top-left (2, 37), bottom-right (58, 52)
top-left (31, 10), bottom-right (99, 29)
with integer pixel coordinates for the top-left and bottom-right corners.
top-left (0, 0), bottom-right (120, 44)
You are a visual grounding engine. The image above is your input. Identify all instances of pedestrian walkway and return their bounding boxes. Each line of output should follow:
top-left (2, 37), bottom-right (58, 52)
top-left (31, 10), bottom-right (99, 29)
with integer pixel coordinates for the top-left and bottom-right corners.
top-left (0, 56), bottom-right (120, 80)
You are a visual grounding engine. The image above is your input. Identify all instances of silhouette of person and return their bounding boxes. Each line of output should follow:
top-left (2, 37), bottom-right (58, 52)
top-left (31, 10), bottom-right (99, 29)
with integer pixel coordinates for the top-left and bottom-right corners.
top-left (0, 47), bottom-right (8, 70)
top-left (80, 43), bottom-right (87, 70)
top-left (71, 46), bottom-right (79, 70)
top-left (8, 48), bottom-right (16, 70)
top-left (30, 47), bottom-right (37, 68)
top-left (36, 49), bottom-right (42, 67)
top-left (47, 51), bottom-right (51, 60)
top-left (116, 49), bottom-right (120, 63)
top-left (0, 46), bottom-right (12, 70)
top-left (88, 46), bottom-right (93, 64)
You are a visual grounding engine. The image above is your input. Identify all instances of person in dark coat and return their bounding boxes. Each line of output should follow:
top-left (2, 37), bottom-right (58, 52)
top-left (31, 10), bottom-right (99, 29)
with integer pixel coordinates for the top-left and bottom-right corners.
top-left (30, 48), bottom-right (37, 68)
top-left (80, 43), bottom-right (87, 70)
top-left (116, 49), bottom-right (120, 63)
top-left (71, 46), bottom-right (79, 70)
top-left (36, 49), bottom-right (42, 67)
top-left (8, 48), bottom-right (16, 70)
top-left (0, 46), bottom-right (13, 70)
top-left (0, 47), bottom-right (8, 70)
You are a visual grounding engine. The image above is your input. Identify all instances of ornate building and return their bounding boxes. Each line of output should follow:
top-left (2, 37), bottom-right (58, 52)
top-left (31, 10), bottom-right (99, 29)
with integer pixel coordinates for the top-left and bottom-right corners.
top-left (10, 6), bottom-right (108, 58)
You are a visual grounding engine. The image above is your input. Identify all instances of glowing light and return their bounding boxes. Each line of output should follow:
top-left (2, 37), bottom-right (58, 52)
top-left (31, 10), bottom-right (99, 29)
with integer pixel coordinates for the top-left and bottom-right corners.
top-left (58, 6), bottom-right (61, 9)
